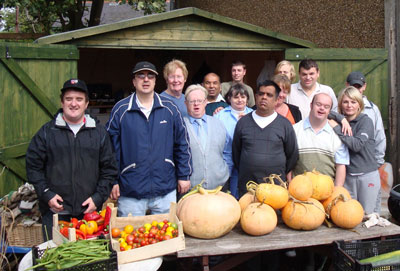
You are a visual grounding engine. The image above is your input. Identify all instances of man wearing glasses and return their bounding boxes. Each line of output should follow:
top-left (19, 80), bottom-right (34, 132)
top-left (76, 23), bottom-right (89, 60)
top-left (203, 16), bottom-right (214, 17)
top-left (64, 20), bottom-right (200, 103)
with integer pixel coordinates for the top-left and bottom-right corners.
top-left (106, 61), bottom-right (192, 216)
top-left (183, 84), bottom-right (232, 191)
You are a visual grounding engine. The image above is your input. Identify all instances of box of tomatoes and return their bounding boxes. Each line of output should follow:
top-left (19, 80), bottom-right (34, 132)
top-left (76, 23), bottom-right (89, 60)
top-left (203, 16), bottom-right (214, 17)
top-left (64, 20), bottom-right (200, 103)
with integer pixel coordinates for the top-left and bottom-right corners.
top-left (108, 202), bottom-right (185, 264)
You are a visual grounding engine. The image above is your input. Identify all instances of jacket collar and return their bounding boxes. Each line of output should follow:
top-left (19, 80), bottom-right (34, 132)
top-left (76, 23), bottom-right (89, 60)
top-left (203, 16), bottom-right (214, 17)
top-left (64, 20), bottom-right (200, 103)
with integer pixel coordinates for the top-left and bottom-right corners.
top-left (55, 111), bottom-right (96, 128)
top-left (127, 92), bottom-right (164, 111)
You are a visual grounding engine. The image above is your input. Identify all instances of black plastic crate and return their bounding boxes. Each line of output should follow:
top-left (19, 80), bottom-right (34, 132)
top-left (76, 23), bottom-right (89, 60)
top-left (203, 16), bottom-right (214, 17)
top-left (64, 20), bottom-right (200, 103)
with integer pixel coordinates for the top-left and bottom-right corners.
top-left (32, 239), bottom-right (118, 271)
top-left (334, 239), bottom-right (400, 271)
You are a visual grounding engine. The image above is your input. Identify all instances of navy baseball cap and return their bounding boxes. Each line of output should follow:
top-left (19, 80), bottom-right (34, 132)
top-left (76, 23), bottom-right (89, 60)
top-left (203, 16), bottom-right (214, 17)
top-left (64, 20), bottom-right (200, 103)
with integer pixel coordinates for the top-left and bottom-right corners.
top-left (346, 71), bottom-right (366, 86)
top-left (132, 61), bottom-right (158, 75)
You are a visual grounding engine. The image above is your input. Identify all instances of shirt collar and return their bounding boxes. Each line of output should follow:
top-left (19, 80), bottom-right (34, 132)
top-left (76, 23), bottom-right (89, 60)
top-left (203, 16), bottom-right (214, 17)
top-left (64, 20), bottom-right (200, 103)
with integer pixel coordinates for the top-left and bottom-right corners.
top-left (303, 117), bottom-right (331, 134)
top-left (189, 114), bottom-right (207, 124)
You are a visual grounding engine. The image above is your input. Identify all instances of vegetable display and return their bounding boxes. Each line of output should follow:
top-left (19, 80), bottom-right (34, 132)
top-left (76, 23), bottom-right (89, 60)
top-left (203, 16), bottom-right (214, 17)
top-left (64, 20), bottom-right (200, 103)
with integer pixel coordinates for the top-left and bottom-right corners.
top-left (28, 239), bottom-right (112, 270)
top-left (177, 184), bottom-right (241, 239)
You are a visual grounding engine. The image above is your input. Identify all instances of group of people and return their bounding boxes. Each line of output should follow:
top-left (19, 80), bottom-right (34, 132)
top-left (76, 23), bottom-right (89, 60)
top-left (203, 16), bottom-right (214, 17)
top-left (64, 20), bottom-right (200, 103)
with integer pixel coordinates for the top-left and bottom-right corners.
top-left (25, 57), bottom-right (386, 242)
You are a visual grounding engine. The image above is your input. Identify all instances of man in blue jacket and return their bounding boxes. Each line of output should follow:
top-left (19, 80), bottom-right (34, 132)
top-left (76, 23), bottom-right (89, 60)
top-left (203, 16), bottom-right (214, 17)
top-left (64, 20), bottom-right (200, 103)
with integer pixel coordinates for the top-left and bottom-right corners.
top-left (107, 61), bottom-right (192, 216)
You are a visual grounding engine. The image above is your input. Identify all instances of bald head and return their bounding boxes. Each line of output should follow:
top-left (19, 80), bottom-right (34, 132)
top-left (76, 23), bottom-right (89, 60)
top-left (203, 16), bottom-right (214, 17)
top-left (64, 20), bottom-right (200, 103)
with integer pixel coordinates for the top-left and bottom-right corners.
top-left (203, 73), bottom-right (221, 101)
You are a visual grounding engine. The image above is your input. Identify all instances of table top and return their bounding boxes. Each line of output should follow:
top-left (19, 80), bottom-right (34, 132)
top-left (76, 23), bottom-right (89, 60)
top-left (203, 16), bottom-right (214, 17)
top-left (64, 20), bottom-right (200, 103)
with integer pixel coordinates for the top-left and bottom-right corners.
top-left (177, 222), bottom-right (400, 258)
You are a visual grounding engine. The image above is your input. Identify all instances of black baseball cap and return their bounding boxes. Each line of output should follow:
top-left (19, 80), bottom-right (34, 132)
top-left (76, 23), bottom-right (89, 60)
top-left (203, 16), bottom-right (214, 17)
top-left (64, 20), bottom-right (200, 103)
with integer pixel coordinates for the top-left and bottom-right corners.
top-left (132, 61), bottom-right (158, 75)
top-left (346, 71), bottom-right (366, 86)
top-left (61, 79), bottom-right (88, 94)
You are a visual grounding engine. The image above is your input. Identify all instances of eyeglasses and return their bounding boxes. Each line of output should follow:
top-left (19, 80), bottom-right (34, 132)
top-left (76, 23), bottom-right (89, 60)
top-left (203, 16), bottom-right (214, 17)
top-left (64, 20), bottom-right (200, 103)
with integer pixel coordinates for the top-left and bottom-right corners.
top-left (168, 75), bottom-right (184, 80)
top-left (187, 99), bottom-right (206, 105)
top-left (136, 73), bottom-right (156, 80)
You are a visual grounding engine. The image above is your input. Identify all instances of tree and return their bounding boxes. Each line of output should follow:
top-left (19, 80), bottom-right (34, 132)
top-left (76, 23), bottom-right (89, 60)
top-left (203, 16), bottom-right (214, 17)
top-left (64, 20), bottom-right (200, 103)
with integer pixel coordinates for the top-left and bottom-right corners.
top-left (0, 0), bottom-right (166, 34)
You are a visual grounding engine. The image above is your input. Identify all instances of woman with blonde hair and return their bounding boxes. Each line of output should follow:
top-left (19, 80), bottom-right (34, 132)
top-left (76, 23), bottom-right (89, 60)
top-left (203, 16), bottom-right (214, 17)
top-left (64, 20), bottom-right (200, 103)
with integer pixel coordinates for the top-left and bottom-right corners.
top-left (271, 74), bottom-right (301, 124)
top-left (329, 86), bottom-right (380, 214)
top-left (274, 60), bottom-right (296, 83)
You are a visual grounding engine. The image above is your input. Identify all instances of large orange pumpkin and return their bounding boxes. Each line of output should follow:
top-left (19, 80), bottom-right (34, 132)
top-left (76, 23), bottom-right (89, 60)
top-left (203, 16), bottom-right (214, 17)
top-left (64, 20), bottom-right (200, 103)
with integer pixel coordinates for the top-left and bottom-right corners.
top-left (330, 195), bottom-right (364, 229)
top-left (282, 198), bottom-right (326, 230)
top-left (177, 186), bottom-right (241, 239)
top-left (305, 170), bottom-right (334, 201)
top-left (240, 202), bottom-right (277, 236)
top-left (289, 174), bottom-right (313, 201)
top-left (249, 174), bottom-right (289, 210)
top-left (322, 186), bottom-right (352, 213)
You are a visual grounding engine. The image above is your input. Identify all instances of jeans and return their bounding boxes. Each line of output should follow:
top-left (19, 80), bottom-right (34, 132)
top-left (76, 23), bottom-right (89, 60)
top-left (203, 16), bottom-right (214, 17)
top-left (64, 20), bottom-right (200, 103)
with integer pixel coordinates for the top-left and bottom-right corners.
top-left (117, 189), bottom-right (176, 217)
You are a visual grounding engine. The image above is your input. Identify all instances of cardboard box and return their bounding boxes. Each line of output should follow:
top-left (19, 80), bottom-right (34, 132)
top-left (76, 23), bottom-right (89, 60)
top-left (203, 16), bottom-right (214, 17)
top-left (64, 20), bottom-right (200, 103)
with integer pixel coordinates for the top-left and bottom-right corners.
top-left (108, 202), bottom-right (185, 265)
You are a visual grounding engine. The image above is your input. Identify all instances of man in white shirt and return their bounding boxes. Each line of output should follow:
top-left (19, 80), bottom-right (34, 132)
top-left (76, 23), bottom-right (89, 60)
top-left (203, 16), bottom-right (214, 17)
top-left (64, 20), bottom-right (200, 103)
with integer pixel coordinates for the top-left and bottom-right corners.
top-left (288, 59), bottom-right (337, 119)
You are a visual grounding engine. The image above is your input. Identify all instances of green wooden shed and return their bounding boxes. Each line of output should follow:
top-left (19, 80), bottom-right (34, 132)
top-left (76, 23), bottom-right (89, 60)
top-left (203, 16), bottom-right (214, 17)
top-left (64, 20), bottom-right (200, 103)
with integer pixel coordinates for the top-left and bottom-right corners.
top-left (0, 7), bottom-right (389, 196)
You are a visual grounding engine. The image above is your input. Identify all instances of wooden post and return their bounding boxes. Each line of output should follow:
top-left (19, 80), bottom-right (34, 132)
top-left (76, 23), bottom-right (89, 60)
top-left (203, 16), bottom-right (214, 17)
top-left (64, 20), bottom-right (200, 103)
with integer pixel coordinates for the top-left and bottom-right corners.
top-left (385, 0), bottom-right (399, 184)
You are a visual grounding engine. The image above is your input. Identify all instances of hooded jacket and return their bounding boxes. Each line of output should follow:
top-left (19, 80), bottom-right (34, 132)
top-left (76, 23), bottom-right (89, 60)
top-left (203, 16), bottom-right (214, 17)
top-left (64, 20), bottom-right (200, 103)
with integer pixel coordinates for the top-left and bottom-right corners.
top-left (26, 110), bottom-right (118, 216)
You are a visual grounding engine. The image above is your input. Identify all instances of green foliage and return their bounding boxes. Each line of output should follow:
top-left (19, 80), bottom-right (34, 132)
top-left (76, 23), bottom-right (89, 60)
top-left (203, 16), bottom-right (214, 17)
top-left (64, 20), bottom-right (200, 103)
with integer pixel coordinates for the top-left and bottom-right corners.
top-left (0, 0), bottom-right (166, 34)
top-left (117, 0), bottom-right (166, 15)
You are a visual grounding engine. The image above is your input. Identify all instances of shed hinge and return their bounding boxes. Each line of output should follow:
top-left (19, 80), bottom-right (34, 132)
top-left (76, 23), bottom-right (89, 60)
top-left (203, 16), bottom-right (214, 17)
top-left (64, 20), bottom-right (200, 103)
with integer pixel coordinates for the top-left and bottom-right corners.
top-left (5, 46), bottom-right (11, 59)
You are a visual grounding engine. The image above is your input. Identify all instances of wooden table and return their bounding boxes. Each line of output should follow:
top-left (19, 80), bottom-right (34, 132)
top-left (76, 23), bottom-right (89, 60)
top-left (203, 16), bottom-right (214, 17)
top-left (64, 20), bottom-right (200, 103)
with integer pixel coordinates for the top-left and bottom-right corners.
top-left (177, 222), bottom-right (400, 270)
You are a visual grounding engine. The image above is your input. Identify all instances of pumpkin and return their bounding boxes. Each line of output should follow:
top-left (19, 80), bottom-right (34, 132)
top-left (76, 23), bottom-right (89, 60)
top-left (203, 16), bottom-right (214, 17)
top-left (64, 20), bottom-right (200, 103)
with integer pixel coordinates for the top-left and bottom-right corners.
top-left (248, 174), bottom-right (289, 210)
top-left (322, 186), bottom-right (352, 213)
top-left (239, 192), bottom-right (258, 212)
top-left (288, 174), bottom-right (313, 201)
top-left (177, 185), bottom-right (241, 239)
top-left (305, 170), bottom-right (334, 201)
top-left (240, 202), bottom-right (277, 236)
top-left (282, 198), bottom-right (326, 230)
top-left (330, 194), bottom-right (364, 229)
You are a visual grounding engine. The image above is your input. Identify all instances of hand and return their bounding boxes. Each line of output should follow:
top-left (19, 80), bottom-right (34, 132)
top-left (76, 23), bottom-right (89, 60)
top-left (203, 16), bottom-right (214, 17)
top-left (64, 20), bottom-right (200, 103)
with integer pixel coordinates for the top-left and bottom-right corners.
top-left (48, 194), bottom-right (64, 212)
top-left (328, 119), bottom-right (338, 128)
top-left (340, 118), bottom-right (353, 136)
top-left (82, 197), bottom-right (97, 214)
top-left (110, 184), bottom-right (120, 200)
top-left (213, 107), bottom-right (224, 115)
top-left (177, 180), bottom-right (191, 194)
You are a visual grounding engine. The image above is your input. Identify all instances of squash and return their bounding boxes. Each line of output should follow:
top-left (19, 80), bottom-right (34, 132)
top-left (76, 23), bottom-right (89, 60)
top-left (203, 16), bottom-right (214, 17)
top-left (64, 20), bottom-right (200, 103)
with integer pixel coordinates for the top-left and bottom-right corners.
top-left (305, 170), bottom-right (334, 201)
top-left (322, 186), bottom-right (352, 213)
top-left (239, 182), bottom-right (259, 212)
top-left (248, 174), bottom-right (289, 210)
top-left (282, 198), bottom-right (326, 230)
top-left (240, 202), bottom-right (277, 236)
top-left (329, 194), bottom-right (364, 229)
top-left (177, 184), bottom-right (241, 239)
top-left (288, 174), bottom-right (313, 201)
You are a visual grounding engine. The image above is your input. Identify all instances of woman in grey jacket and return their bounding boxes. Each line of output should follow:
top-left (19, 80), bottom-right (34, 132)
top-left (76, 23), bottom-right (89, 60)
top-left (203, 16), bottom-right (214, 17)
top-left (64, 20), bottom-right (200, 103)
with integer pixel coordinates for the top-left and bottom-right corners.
top-left (328, 86), bottom-right (380, 214)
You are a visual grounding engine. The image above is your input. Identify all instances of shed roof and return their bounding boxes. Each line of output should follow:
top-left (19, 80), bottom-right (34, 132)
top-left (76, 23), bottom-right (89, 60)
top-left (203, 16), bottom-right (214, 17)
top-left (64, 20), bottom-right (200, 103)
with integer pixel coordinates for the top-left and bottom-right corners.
top-left (36, 7), bottom-right (316, 50)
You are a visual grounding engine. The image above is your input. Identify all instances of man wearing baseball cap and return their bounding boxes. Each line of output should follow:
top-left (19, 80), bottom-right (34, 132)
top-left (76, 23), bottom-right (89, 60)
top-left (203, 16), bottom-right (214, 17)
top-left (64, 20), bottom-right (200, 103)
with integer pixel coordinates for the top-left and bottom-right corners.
top-left (26, 78), bottom-right (118, 240)
top-left (346, 71), bottom-right (386, 213)
top-left (106, 61), bottom-right (192, 217)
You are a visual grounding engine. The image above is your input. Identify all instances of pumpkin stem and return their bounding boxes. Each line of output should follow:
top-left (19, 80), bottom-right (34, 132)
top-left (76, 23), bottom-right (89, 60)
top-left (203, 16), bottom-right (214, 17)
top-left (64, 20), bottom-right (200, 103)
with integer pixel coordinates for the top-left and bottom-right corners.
top-left (326, 193), bottom-right (349, 218)
top-left (199, 187), bottom-right (208, 195)
top-left (246, 180), bottom-right (258, 193)
top-left (288, 195), bottom-right (328, 217)
top-left (178, 179), bottom-right (206, 202)
top-left (269, 174), bottom-right (288, 189)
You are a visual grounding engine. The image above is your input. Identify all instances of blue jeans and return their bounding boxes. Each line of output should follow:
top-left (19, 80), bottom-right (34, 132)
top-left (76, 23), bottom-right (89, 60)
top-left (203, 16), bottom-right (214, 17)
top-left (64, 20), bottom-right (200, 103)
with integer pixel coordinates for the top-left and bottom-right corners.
top-left (117, 190), bottom-right (176, 217)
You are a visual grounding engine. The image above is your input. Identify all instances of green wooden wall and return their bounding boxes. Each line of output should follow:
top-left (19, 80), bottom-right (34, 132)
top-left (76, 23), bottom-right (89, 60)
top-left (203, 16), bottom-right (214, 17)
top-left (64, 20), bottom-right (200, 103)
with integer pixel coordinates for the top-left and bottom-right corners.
top-left (0, 42), bottom-right (78, 197)
top-left (285, 48), bottom-right (388, 127)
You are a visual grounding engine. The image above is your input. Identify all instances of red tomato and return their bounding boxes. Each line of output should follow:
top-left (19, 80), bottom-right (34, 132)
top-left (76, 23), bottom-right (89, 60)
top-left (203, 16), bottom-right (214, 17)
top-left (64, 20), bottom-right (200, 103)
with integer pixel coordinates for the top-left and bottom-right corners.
top-left (138, 233), bottom-right (144, 239)
top-left (150, 239), bottom-right (157, 244)
top-left (144, 233), bottom-right (149, 238)
top-left (160, 230), bottom-right (165, 235)
top-left (138, 227), bottom-right (145, 233)
top-left (163, 219), bottom-right (169, 224)
top-left (140, 240), bottom-right (147, 246)
top-left (149, 233), bottom-right (155, 238)
top-left (163, 235), bottom-right (172, 241)
top-left (133, 237), bottom-right (139, 244)
top-left (126, 234), bottom-right (134, 245)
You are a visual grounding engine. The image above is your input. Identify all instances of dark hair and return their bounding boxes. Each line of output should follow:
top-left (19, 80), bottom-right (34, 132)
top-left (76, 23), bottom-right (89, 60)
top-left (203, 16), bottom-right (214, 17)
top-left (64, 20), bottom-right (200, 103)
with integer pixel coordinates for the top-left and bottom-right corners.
top-left (231, 60), bottom-right (246, 69)
top-left (224, 83), bottom-right (250, 105)
top-left (60, 90), bottom-right (89, 102)
top-left (256, 80), bottom-right (281, 98)
top-left (299, 59), bottom-right (319, 72)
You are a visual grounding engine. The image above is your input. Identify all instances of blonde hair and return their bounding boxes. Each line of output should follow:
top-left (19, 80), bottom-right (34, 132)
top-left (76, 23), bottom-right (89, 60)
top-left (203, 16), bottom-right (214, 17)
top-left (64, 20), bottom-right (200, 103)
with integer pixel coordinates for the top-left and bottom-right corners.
top-left (271, 74), bottom-right (291, 94)
top-left (185, 84), bottom-right (208, 100)
top-left (338, 86), bottom-right (364, 116)
top-left (274, 60), bottom-right (296, 83)
top-left (163, 59), bottom-right (188, 81)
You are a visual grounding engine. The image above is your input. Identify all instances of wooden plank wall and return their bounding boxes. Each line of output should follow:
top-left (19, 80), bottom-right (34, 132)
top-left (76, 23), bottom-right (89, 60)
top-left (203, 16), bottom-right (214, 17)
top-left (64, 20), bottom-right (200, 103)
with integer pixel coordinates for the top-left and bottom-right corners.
top-left (0, 42), bottom-right (78, 196)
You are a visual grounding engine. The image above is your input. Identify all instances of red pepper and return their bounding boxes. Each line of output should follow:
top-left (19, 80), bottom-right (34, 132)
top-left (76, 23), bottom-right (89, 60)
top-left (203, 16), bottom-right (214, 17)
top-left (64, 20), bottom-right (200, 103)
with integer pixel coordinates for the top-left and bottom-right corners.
top-left (58, 221), bottom-right (72, 228)
top-left (97, 224), bottom-right (105, 232)
top-left (76, 220), bottom-right (85, 229)
top-left (95, 217), bottom-right (105, 225)
top-left (60, 227), bottom-right (69, 238)
top-left (70, 218), bottom-right (78, 228)
top-left (75, 229), bottom-right (86, 240)
top-left (83, 211), bottom-right (102, 221)
top-left (104, 206), bottom-right (112, 228)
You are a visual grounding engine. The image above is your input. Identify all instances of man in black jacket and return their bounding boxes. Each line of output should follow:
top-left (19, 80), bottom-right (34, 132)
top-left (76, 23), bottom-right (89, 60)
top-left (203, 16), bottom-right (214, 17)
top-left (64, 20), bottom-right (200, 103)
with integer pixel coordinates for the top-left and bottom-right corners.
top-left (26, 79), bottom-right (118, 240)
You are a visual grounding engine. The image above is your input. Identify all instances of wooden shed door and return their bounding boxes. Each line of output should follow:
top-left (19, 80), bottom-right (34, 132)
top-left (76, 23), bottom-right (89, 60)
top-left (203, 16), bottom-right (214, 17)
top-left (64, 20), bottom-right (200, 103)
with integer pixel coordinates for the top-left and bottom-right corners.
top-left (0, 42), bottom-right (79, 196)
top-left (285, 48), bottom-right (389, 128)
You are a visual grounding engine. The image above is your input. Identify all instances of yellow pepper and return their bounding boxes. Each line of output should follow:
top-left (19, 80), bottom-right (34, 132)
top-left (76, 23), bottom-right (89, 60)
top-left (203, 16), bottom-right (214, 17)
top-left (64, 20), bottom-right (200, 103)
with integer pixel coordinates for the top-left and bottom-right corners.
top-left (87, 220), bottom-right (98, 234)
top-left (99, 209), bottom-right (107, 218)
top-left (79, 223), bottom-right (87, 235)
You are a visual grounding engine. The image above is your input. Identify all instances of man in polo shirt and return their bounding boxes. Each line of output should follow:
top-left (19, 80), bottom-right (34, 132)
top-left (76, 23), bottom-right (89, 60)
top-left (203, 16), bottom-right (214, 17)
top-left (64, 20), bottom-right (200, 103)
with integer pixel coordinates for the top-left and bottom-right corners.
top-left (107, 61), bottom-right (192, 216)
top-left (288, 59), bottom-right (338, 119)
top-left (221, 60), bottom-right (255, 107)
top-left (292, 93), bottom-right (349, 185)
